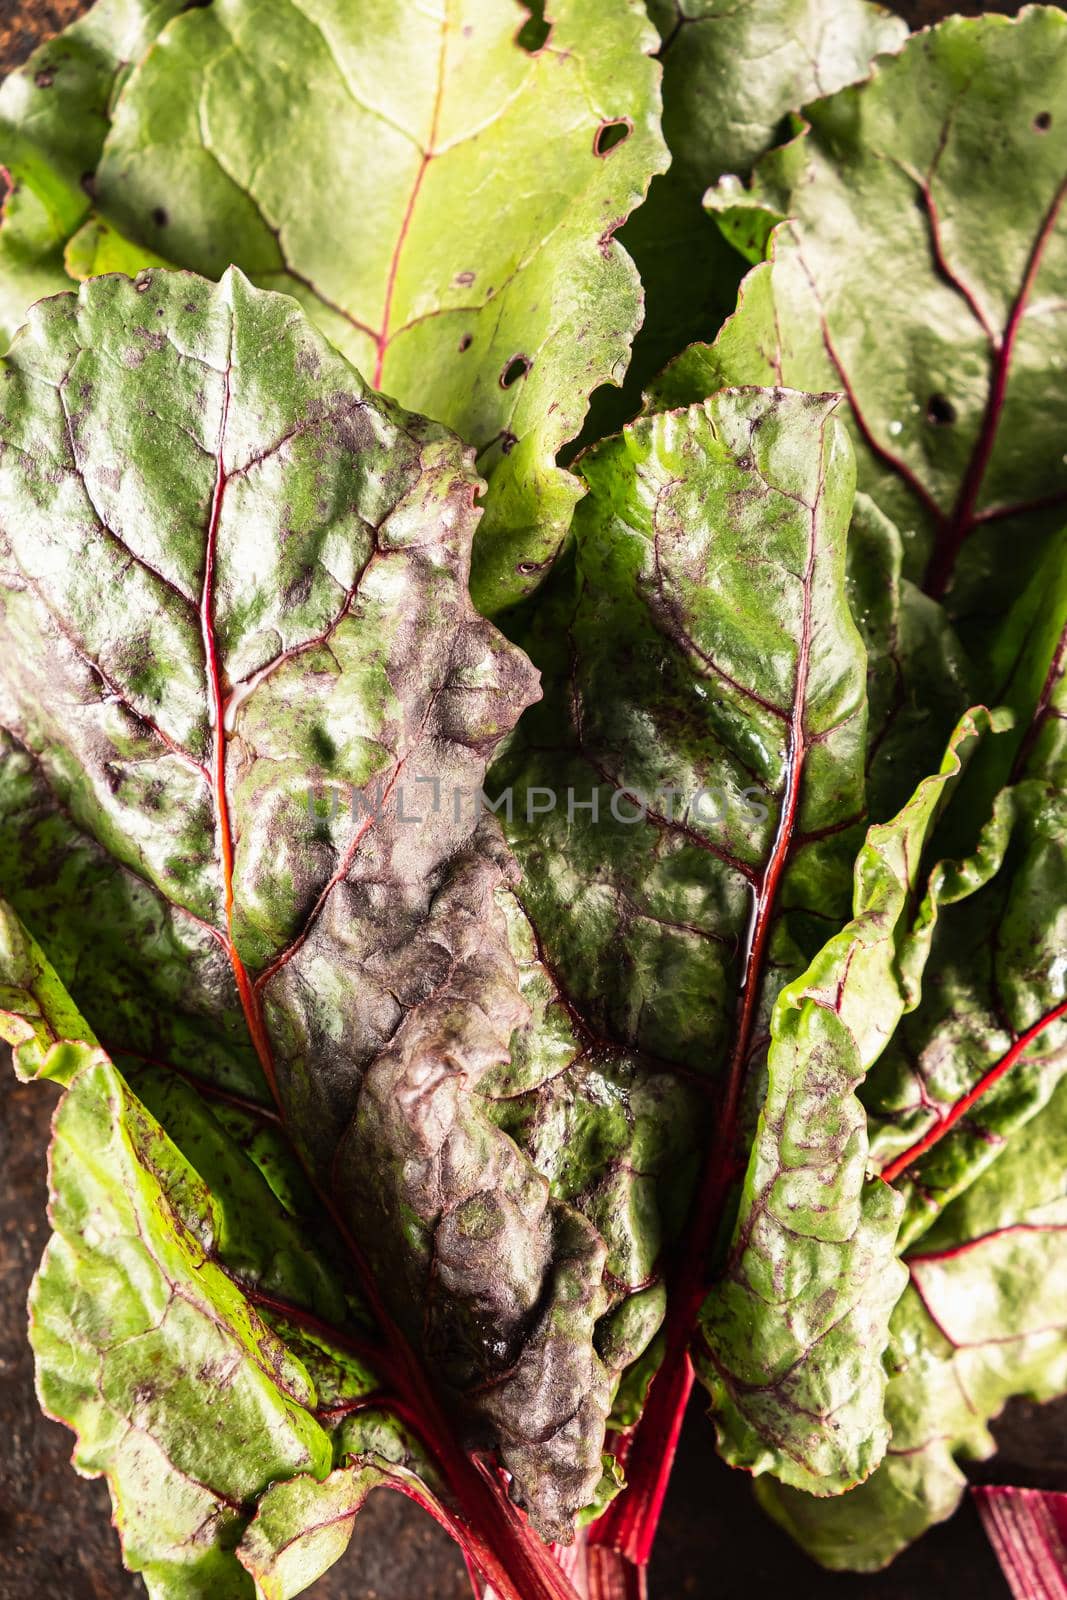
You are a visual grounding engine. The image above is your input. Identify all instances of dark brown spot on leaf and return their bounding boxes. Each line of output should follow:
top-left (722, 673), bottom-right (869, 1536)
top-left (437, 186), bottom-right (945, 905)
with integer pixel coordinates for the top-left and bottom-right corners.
top-left (597, 217), bottom-right (625, 259)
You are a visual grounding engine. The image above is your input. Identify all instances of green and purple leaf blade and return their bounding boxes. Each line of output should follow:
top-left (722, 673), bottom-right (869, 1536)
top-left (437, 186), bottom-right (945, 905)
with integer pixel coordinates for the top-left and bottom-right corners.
top-left (699, 707), bottom-right (1009, 1496)
top-left (663, 10), bottom-right (1067, 651)
top-left (1, 0), bottom-right (671, 613)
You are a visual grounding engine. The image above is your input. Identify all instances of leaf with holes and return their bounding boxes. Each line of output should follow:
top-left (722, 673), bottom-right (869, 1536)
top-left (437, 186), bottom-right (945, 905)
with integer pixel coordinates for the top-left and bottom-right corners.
top-left (0, 264), bottom-right (650, 1599)
top-left (658, 9), bottom-right (1067, 655)
top-left (591, 0), bottom-right (905, 435)
top-left (1, 0), bottom-right (669, 614)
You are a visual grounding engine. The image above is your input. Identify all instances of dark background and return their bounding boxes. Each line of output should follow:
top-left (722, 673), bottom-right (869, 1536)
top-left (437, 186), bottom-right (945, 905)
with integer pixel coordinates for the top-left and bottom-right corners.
top-left (0, 0), bottom-right (1064, 1596)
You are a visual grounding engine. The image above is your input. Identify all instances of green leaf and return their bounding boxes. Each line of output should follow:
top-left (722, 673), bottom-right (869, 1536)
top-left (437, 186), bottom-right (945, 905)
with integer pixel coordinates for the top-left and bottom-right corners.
top-left (235, 1465), bottom-right (388, 1600)
top-left (0, 0), bottom-right (187, 346)
top-left (0, 896), bottom-right (104, 1083)
top-left (0, 265), bottom-right (649, 1554)
top-left (845, 494), bottom-right (974, 824)
top-left (2, 899), bottom-right (445, 1599)
top-left (131, 1065), bottom-right (365, 1329)
top-left (0, 728), bottom-right (678, 1536)
top-left (698, 708), bottom-right (1008, 1496)
top-left (28, 1039), bottom-right (455, 1597)
top-left (668, 10), bottom-right (1067, 648)
top-left (65, 213), bottom-right (173, 279)
top-left (744, 540), bottom-right (1067, 1568)
top-left (648, 384), bottom-right (974, 834)
top-left (756, 1067), bottom-right (1067, 1571)
top-left (32, 1053), bottom-right (335, 1598)
top-left (497, 390), bottom-right (866, 1078)
top-left (0, 726), bottom-right (268, 1104)
top-left (596, 0), bottom-right (905, 432)
top-left (8, 0), bottom-right (669, 614)
top-left (495, 389), bottom-right (881, 1525)
top-left (863, 638), bottom-right (1067, 1247)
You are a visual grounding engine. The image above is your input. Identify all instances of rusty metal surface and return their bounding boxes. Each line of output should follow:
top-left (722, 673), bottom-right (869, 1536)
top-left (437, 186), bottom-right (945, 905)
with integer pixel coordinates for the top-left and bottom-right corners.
top-left (0, 0), bottom-right (1063, 1596)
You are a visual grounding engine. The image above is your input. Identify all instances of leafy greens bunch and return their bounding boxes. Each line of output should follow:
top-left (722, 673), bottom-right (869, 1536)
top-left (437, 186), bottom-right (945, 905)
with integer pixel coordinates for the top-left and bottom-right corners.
top-left (0, 2), bottom-right (1065, 1597)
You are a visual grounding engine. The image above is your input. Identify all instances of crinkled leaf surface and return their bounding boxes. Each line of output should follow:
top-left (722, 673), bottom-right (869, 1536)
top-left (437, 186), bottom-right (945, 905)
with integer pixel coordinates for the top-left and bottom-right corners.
top-left (0, 702), bottom-right (681, 1547)
top-left (750, 553), bottom-right (1067, 1571)
top-left (665, 10), bottom-right (1067, 647)
top-left (497, 390), bottom-right (866, 1084)
top-left (0, 266), bottom-right (639, 1557)
top-left (482, 889), bottom-right (695, 1413)
top-left (27, 1009), bottom-right (449, 1599)
top-left (9, 0), bottom-right (670, 614)
top-left (0, 0), bottom-right (186, 345)
top-left (698, 708), bottom-right (1008, 1497)
top-left (758, 1067), bottom-right (1067, 1571)
top-left (651, 347), bottom-right (977, 827)
top-left (844, 492), bottom-right (973, 823)
top-left (861, 561), bottom-right (1067, 1248)
top-left (596, 0), bottom-right (904, 431)
top-left (494, 389), bottom-right (884, 1531)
